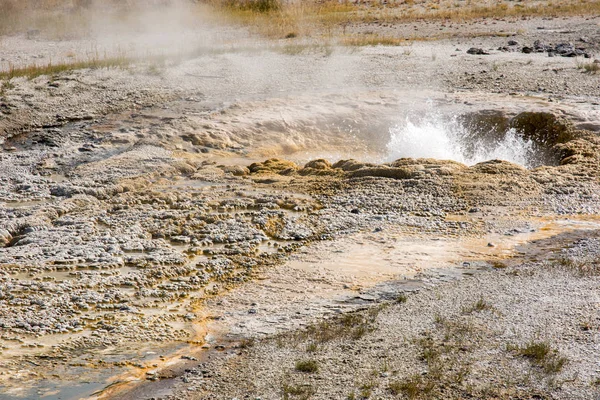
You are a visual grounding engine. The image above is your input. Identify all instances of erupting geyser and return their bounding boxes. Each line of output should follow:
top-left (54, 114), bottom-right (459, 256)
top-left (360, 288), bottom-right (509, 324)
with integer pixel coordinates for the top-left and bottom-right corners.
top-left (386, 110), bottom-right (572, 168)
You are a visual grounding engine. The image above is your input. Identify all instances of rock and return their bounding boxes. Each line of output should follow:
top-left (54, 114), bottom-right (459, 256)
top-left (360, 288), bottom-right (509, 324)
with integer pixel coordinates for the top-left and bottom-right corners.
top-left (508, 40), bottom-right (519, 46)
top-left (299, 159), bottom-right (342, 176)
top-left (467, 48), bottom-right (489, 55)
top-left (0, 229), bottom-right (12, 246)
top-left (304, 159), bottom-right (331, 170)
top-left (220, 165), bottom-right (249, 176)
top-left (533, 40), bottom-right (550, 52)
top-left (332, 159), bottom-right (373, 172)
top-left (248, 159), bottom-right (299, 175)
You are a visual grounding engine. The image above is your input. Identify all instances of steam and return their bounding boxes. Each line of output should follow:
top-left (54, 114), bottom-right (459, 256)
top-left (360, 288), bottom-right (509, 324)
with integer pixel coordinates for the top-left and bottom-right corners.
top-left (386, 113), bottom-right (536, 167)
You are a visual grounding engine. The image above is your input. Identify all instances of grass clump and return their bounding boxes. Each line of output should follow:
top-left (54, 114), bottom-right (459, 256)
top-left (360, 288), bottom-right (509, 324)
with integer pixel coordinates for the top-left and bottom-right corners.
top-left (577, 60), bottom-right (600, 74)
top-left (509, 340), bottom-right (568, 374)
top-left (388, 375), bottom-right (435, 398)
top-left (553, 256), bottom-right (600, 276)
top-left (305, 342), bottom-right (318, 353)
top-left (297, 307), bottom-right (383, 344)
top-left (461, 297), bottom-right (494, 314)
top-left (282, 382), bottom-right (316, 400)
top-left (295, 359), bottom-right (319, 373)
top-left (358, 379), bottom-right (377, 399)
top-left (396, 293), bottom-right (408, 303)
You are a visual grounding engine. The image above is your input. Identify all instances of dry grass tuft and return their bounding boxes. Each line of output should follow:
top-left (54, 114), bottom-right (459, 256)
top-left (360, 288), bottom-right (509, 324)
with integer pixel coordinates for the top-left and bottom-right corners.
top-left (509, 340), bottom-right (568, 374)
top-left (295, 359), bottom-right (319, 373)
top-left (0, 56), bottom-right (130, 80)
top-left (462, 297), bottom-right (495, 314)
top-left (294, 306), bottom-right (384, 344)
top-left (553, 256), bottom-right (600, 276)
top-left (577, 60), bottom-right (600, 74)
top-left (341, 34), bottom-right (409, 47)
top-left (282, 381), bottom-right (316, 400)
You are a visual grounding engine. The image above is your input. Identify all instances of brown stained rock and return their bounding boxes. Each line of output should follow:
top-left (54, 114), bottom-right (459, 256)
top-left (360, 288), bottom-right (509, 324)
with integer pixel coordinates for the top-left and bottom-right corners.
top-left (347, 166), bottom-right (419, 180)
top-left (219, 165), bottom-right (250, 176)
top-left (304, 159), bottom-right (331, 170)
top-left (510, 112), bottom-right (574, 144)
top-left (470, 159), bottom-right (528, 175)
top-left (248, 158), bottom-right (299, 175)
top-left (332, 159), bottom-right (375, 172)
top-left (298, 159), bottom-right (345, 177)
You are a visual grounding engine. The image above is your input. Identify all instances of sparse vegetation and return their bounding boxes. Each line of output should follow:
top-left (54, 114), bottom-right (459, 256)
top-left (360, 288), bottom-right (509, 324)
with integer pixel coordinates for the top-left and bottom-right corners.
top-left (358, 379), bottom-right (377, 399)
top-left (238, 337), bottom-right (255, 349)
top-left (295, 359), bottom-right (319, 373)
top-left (305, 342), bottom-right (318, 353)
top-left (577, 60), bottom-right (600, 74)
top-left (207, 0), bottom-right (600, 40)
top-left (282, 382), bottom-right (316, 400)
top-left (553, 256), bottom-right (600, 276)
top-left (341, 35), bottom-right (408, 47)
top-left (462, 297), bottom-right (494, 314)
top-left (0, 57), bottom-right (130, 80)
top-left (296, 307), bottom-right (383, 344)
top-left (396, 293), bottom-right (408, 303)
top-left (221, 0), bottom-right (281, 13)
top-left (388, 375), bottom-right (435, 398)
top-left (509, 340), bottom-right (568, 374)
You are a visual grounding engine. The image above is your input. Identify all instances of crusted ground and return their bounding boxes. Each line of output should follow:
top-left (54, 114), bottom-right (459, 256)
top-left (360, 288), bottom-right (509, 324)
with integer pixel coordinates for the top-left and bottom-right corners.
top-left (0, 3), bottom-right (599, 400)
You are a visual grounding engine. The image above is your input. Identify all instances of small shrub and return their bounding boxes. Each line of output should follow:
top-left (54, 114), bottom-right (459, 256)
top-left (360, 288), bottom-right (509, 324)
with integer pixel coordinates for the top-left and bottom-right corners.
top-left (295, 359), bottom-right (319, 373)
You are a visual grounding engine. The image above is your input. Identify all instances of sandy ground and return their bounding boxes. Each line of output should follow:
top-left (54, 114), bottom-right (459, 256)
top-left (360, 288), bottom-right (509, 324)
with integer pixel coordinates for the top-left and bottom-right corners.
top-left (0, 4), bottom-right (599, 400)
